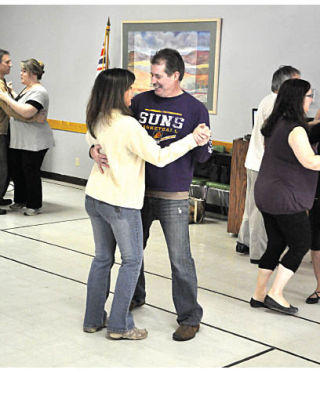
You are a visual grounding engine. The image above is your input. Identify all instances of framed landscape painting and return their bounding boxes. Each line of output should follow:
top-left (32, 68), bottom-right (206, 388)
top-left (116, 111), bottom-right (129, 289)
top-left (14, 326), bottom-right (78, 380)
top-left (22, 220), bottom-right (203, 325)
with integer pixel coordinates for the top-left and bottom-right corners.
top-left (122, 19), bottom-right (222, 114)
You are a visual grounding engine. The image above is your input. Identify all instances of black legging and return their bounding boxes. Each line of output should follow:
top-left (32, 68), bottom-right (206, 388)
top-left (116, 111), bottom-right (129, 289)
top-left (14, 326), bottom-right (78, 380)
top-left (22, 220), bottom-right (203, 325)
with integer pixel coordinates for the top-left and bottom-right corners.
top-left (309, 198), bottom-right (320, 250)
top-left (9, 148), bottom-right (48, 209)
top-left (259, 211), bottom-right (311, 272)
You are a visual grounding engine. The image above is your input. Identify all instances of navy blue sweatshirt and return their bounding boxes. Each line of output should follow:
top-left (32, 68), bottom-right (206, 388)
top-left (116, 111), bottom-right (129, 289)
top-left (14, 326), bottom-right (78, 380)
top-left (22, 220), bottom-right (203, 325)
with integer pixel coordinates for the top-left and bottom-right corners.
top-left (131, 90), bottom-right (212, 193)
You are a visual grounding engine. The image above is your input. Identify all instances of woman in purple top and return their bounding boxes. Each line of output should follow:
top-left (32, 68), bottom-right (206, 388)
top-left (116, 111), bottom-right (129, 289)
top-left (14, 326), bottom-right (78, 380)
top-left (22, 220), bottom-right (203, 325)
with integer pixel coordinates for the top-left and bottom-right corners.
top-left (251, 79), bottom-right (320, 314)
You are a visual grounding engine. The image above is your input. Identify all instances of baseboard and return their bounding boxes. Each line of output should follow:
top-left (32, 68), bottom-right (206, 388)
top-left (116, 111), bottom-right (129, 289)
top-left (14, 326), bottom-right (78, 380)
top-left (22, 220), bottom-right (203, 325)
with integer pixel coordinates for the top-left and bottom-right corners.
top-left (41, 171), bottom-right (87, 186)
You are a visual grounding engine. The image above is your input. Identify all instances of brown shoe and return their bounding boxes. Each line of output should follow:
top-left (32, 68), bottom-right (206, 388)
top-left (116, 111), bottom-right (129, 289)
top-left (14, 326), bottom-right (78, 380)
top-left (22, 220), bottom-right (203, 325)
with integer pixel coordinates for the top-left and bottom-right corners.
top-left (172, 324), bottom-right (200, 341)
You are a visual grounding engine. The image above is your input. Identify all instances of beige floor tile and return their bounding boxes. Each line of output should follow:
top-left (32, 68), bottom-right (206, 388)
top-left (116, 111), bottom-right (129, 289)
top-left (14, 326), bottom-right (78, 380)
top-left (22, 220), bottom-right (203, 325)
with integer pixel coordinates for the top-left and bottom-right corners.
top-left (232, 349), bottom-right (319, 368)
top-left (1, 179), bottom-right (319, 368)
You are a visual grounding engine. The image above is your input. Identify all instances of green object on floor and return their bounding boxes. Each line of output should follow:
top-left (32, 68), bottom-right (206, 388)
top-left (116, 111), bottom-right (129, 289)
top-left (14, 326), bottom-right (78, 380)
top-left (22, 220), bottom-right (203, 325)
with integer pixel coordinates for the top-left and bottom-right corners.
top-left (205, 181), bottom-right (230, 191)
top-left (192, 177), bottom-right (208, 186)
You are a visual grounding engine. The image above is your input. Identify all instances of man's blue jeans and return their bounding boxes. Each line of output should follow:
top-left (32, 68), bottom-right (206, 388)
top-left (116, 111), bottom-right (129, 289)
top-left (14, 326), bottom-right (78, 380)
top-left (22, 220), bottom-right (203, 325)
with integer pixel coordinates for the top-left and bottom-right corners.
top-left (84, 195), bottom-right (143, 333)
top-left (132, 197), bottom-right (203, 326)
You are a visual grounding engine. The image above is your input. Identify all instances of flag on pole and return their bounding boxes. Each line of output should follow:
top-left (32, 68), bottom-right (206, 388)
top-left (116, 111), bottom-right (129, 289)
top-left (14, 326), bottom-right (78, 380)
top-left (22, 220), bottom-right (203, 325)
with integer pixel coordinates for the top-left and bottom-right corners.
top-left (97, 17), bottom-right (111, 72)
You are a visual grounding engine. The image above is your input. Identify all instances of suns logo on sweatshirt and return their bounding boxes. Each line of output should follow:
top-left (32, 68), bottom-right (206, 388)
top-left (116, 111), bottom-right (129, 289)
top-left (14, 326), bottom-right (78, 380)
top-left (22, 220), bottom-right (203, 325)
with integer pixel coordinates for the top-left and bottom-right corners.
top-left (138, 109), bottom-right (185, 143)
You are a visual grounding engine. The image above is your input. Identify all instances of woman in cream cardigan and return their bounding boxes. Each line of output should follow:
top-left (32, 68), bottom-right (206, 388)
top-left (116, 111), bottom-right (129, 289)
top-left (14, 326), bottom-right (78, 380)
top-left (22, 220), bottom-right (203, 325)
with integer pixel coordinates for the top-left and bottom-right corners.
top-left (83, 68), bottom-right (210, 340)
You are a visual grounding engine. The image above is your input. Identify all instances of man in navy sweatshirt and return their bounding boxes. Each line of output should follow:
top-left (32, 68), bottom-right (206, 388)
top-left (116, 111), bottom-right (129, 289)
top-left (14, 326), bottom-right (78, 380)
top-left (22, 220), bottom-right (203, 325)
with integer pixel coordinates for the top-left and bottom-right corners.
top-left (91, 48), bottom-right (212, 341)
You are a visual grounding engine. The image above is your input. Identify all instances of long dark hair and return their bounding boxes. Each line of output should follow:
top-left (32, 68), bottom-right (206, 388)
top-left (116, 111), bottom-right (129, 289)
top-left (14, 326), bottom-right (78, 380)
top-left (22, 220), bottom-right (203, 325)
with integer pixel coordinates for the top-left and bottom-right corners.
top-left (86, 68), bottom-right (135, 138)
top-left (262, 78), bottom-right (310, 137)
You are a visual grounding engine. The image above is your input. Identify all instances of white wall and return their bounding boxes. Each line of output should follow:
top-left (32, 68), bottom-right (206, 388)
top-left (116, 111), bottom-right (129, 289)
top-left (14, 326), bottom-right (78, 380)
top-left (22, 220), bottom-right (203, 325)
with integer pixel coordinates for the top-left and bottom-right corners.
top-left (2, 4), bottom-right (320, 179)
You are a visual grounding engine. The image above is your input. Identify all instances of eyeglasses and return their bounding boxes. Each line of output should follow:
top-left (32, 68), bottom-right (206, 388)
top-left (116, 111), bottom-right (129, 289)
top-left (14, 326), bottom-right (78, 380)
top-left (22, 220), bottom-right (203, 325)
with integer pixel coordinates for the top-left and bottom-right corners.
top-left (305, 94), bottom-right (314, 98)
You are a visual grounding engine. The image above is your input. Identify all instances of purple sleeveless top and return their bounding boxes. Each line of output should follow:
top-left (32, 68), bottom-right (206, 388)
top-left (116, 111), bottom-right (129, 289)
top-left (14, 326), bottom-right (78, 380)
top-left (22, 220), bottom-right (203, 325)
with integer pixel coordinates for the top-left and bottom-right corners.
top-left (254, 118), bottom-right (318, 214)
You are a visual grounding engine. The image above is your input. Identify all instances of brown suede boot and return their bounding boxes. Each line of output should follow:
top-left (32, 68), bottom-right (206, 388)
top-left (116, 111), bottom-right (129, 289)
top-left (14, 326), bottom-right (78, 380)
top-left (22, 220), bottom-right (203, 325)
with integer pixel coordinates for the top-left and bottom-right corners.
top-left (172, 324), bottom-right (200, 341)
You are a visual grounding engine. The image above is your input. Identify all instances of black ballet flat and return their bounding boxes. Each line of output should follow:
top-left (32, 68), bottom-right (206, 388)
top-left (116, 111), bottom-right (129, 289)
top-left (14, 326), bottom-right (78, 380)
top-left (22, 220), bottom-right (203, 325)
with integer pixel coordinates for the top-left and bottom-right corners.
top-left (306, 291), bottom-right (320, 304)
top-left (264, 295), bottom-right (298, 315)
top-left (236, 242), bottom-right (249, 254)
top-left (250, 297), bottom-right (267, 308)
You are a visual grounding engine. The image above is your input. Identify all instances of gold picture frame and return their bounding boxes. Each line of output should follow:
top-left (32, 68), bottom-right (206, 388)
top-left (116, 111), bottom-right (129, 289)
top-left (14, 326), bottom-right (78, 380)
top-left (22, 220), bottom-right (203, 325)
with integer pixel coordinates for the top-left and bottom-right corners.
top-left (122, 18), bottom-right (222, 114)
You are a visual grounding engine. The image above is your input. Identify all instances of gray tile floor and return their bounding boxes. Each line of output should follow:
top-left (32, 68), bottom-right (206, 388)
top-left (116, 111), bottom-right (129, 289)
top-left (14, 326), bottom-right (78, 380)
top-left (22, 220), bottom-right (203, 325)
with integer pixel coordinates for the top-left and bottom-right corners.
top-left (1, 179), bottom-right (320, 368)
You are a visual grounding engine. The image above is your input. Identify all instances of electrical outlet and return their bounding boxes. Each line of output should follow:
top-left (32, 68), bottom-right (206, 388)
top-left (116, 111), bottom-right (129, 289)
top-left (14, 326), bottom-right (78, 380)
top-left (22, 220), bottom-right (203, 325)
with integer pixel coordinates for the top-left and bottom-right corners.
top-left (75, 157), bottom-right (80, 167)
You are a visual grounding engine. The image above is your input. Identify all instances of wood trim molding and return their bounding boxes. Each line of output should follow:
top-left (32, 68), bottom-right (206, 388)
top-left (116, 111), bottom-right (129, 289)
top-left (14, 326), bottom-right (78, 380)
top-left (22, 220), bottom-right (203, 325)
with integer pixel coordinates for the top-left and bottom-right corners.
top-left (47, 119), bottom-right (87, 134)
top-left (47, 119), bottom-right (233, 152)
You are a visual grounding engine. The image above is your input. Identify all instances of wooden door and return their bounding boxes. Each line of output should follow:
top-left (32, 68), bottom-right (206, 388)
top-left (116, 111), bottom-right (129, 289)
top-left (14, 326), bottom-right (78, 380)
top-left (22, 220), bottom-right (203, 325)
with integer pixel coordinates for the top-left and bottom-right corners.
top-left (227, 138), bottom-right (250, 234)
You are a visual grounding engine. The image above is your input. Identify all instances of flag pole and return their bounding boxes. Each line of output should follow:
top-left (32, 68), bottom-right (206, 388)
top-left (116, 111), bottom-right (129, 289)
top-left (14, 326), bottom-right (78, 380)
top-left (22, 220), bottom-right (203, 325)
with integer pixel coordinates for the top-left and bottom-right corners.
top-left (105, 17), bottom-right (111, 70)
top-left (101, 20), bottom-right (108, 71)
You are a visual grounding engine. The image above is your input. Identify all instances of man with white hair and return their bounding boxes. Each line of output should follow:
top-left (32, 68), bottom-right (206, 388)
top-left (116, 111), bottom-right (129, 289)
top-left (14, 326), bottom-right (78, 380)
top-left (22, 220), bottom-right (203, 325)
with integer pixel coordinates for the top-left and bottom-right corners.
top-left (236, 65), bottom-right (301, 264)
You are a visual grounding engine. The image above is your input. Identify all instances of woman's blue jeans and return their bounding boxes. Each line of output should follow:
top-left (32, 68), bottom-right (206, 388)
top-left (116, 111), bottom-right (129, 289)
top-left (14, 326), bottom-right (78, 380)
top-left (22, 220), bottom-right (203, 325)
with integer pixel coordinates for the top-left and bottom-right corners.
top-left (84, 195), bottom-right (143, 333)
